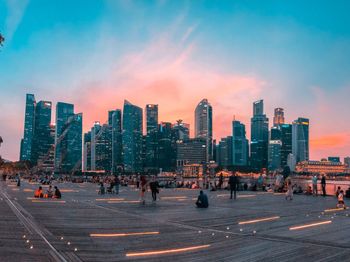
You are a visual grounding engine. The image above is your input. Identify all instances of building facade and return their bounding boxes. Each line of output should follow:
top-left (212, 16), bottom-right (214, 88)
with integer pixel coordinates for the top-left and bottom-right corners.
top-left (195, 99), bottom-right (213, 162)
top-left (20, 94), bottom-right (36, 161)
top-left (122, 100), bottom-right (143, 173)
top-left (232, 120), bottom-right (248, 166)
top-left (31, 101), bottom-right (53, 166)
top-left (292, 118), bottom-right (309, 163)
top-left (250, 100), bottom-right (269, 170)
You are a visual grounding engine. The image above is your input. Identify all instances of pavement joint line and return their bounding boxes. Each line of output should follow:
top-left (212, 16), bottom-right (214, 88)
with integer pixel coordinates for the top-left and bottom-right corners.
top-left (0, 189), bottom-right (68, 262)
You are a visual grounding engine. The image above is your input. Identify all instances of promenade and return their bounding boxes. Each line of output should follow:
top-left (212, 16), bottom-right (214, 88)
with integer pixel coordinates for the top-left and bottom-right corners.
top-left (1, 180), bottom-right (350, 262)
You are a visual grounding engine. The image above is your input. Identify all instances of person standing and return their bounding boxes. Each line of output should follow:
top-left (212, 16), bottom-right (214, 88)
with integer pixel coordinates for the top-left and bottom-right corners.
top-left (150, 177), bottom-right (160, 202)
top-left (140, 175), bottom-right (148, 205)
top-left (228, 172), bottom-right (239, 200)
top-left (114, 176), bottom-right (120, 195)
top-left (285, 179), bottom-right (293, 200)
top-left (321, 174), bottom-right (326, 197)
top-left (312, 175), bottom-right (318, 196)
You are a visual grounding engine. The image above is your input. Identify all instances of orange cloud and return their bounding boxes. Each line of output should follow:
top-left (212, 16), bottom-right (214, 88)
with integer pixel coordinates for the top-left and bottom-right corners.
top-left (311, 133), bottom-right (350, 149)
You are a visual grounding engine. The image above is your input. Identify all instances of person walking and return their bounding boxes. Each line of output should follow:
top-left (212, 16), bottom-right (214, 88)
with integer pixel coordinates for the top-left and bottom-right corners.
top-left (312, 175), bottom-right (318, 196)
top-left (321, 174), bottom-right (326, 197)
top-left (149, 177), bottom-right (160, 202)
top-left (228, 172), bottom-right (239, 200)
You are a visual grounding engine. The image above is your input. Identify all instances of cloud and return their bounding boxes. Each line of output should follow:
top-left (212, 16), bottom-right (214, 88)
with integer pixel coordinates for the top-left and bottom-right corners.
top-left (4, 0), bottom-right (29, 41)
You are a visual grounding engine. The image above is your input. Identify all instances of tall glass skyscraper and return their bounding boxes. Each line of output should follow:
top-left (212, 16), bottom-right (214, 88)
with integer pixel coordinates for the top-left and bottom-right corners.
top-left (268, 126), bottom-right (282, 170)
top-left (110, 109), bottom-right (123, 174)
top-left (280, 124), bottom-right (292, 168)
top-left (195, 99), bottom-right (213, 163)
top-left (31, 101), bottom-right (53, 166)
top-left (173, 120), bottom-right (190, 141)
top-left (158, 122), bottom-right (177, 171)
top-left (54, 102), bottom-right (74, 172)
top-left (20, 94), bottom-right (36, 161)
top-left (91, 121), bottom-right (113, 171)
top-left (232, 120), bottom-right (248, 166)
top-left (122, 100), bottom-right (143, 173)
top-left (250, 100), bottom-right (269, 170)
top-left (292, 118), bottom-right (309, 163)
top-left (59, 113), bottom-right (83, 173)
top-left (145, 104), bottom-right (158, 171)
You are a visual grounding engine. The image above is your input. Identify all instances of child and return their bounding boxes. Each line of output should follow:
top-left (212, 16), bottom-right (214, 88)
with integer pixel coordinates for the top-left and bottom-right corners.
top-left (337, 190), bottom-right (346, 209)
top-left (285, 180), bottom-right (293, 201)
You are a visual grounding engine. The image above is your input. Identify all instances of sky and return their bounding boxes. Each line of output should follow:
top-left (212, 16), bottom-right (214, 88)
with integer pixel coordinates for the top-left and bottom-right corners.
top-left (1, 0), bottom-right (350, 161)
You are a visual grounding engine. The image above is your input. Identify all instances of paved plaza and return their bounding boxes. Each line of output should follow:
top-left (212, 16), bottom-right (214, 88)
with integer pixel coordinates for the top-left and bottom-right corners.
top-left (1, 180), bottom-right (350, 262)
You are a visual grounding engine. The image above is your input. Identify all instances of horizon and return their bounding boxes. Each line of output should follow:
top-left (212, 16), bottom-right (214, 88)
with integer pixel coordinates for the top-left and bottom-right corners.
top-left (1, 0), bottom-right (350, 161)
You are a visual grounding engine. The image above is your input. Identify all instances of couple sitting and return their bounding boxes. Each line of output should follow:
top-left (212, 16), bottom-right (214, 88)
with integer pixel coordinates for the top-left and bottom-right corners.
top-left (34, 185), bottom-right (61, 199)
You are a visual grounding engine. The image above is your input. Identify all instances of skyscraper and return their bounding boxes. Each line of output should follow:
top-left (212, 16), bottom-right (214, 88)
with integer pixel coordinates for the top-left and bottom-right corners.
top-left (217, 136), bottom-right (233, 168)
top-left (54, 102), bottom-right (74, 172)
top-left (280, 124), bottom-right (292, 168)
top-left (31, 101), bottom-right (53, 166)
top-left (122, 100), bottom-right (143, 173)
top-left (59, 113), bottom-right (83, 173)
top-left (158, 122), bottom-right (177, 171)
top-left (273, 108), bottom-right (285, 126)
top-left (145, 104), bottom-right (158, 171)
top-left (292, 118), bottom-right (309, 163)
top-left (268, 126), bottom-right (282, 171)
top-left (195, 99), bottom-right (213, 162)
top-left (232, 120), bottom-right (248, 166)
top-left (20, 94), bottom-right (36, 161)
top-left (110, 109), bottom-right (123, 174)
top-left (83, 131), bottom-right (92, 171)
top-left (250, 100), bottom-right (269, 170)
top-left (91, 121), bottom-right (112, 171)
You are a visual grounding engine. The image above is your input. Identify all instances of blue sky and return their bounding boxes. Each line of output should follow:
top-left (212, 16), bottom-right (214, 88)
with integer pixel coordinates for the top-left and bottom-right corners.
top-left (1, 0), bottom-right (350, 161)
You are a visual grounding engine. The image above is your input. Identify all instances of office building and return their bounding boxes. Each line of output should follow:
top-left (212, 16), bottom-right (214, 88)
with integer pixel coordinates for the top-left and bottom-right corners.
top-left (344, 157), bottom-right (350, 168)
top-left (280, 124), bottom-right (292, 168)
top-left (176, 138), bottom-right (207, 169)
top-left (83, 131), bottom-right (92, 171)
top-left (54, 102), bottom-right (74, 172)
top-left (217, 136), bottom-right (233, 168)
top-left (145, 104), bottom-right (159, 171)
top-left (173, 120), bottom-right (190, 141)
top-left (122, 100), bottom-right (143, 173)
top-left (292, 118), bottom-right (309, 163)
top-left (195, 99), bottom-right (213, 162)
top-left (110, 109), bottom-right (123, 174)
top-left (328, 157), bottom-right (340, 163)
top-left (31, 101), bottom-right (53, 166)
top-left (58, 113), bottom-right (83, 174)
top-left (158, 122), bottom-right (177, 171)
top-left (91, 121), bottom-right (112, 172)
top-left (20, 94), bottom-right (36, 161)
top-left (232, 120), bottom-right (248, 166)
top-left (250, 100), bottom-right (269, 170)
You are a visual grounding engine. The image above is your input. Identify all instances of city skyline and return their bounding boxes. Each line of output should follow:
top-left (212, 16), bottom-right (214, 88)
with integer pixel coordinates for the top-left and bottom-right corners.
top-left (1, 1), bottom-right (350, 161)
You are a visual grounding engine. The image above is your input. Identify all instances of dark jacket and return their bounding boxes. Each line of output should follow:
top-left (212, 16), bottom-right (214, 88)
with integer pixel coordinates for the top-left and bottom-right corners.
top-left (228, 175), bottom-right (239, 188)
top-left (197, 193), bottom-right (209, 208)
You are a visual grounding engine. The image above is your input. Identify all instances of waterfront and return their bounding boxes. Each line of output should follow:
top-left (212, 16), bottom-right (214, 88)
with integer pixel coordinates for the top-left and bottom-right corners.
top-left (1, 179), bottom-right (350, 261)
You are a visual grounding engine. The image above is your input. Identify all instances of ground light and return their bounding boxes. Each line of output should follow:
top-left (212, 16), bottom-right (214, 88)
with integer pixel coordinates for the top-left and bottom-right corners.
top-left (289, 220), bottom-right (332, 230)
top-left (238, 216), bottom-right (280, 225)
top-left (90, 232), bottom-right (159, 237)
top-left (125, 244), bottom-right (210, 257)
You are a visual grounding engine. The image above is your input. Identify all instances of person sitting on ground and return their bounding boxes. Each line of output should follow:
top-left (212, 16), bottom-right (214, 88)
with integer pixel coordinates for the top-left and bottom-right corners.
top-left (337, 190), bottom-right (346, 209)
top-left (196, 190), bottom-right (209, 208)
top-left (53, 186), bottom-right (61, 199)
top-left (34, 186), bottom-right (44, 198)
top-left (305, 186), bottom-right (312, 195)
top-left (45, 185), bottom-right (53, 198)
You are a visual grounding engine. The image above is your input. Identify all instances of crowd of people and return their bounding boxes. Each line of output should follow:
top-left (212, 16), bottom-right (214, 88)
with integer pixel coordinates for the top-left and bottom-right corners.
top-left (2, 169), bottom-right (350, 209)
